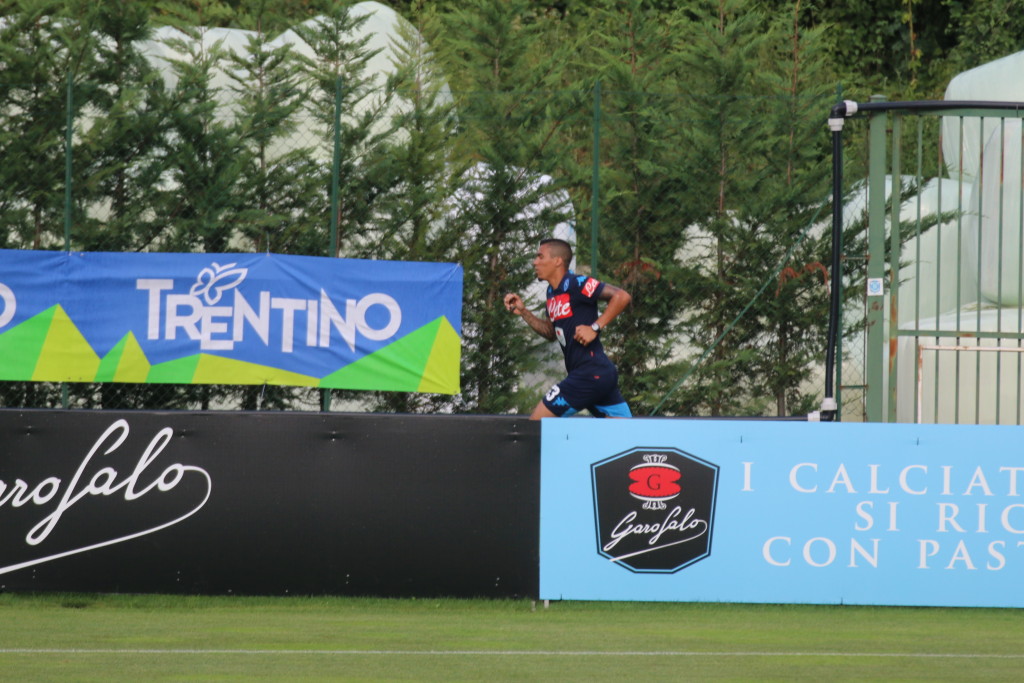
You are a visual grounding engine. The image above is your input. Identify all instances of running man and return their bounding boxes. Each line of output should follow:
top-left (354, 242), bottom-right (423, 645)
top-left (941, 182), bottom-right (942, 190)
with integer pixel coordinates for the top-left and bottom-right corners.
top-left (504, 238), bottom-right (633, 419)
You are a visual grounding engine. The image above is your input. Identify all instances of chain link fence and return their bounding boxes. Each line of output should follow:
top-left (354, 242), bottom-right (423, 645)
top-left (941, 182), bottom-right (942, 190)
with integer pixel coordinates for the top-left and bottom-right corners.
top-left (0, 36), bottom-right (849, 416)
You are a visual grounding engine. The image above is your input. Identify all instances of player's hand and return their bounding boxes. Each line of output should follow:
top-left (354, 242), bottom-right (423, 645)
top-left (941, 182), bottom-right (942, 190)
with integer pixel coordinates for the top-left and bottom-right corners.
top-left (504, 293), bottom-right (524, 315)
top-left (574, 324), bottom-right (597, 346)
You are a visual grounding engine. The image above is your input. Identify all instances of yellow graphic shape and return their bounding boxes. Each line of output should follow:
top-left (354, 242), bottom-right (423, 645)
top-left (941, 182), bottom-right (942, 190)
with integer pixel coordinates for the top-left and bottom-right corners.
top-left (320, 316), bottom-right (461, 394)
top-left (146, 353), bottom-right (318, 386)
top-left (192, 353), bottom-right (318, 386)
top-left (32, 305), bottom-right (100, 382)
top-left (96, 331), bottom-right (151, 383)
top-left (0, 304), bottom-right (460, 392)
top-left (418, 317), bottom-right (461, 394)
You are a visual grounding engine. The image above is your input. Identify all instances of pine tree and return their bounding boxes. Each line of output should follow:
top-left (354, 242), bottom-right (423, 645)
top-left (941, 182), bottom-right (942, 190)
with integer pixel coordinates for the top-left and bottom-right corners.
top-left (226, 0), bottom-right (320, 257)
top-left (0, 0), bottom-right (106, 409)
top-left (747, 4), bottom-right (836, 416)
top-left (349, 4), bottom-right (460, 263)
top-left (72, 0), bottom-right (170, 252)
top-left (66, 0), bottom-right (194, 409)
top-left (151, 0), bottom-right (247, 253)
top-left (665, 0), bottom-right (835, 416)
top-left (428, 0), bottom-right (578, 414)
top-left (565, 0), bottom-right (697, 415)
top-left (355, 4), bottom-right (465, 413)
top-left (114, 0), bottom-right (248, 410)
top-left (0, 0), bottom-right (88, 250)
top-left (222, 0), bottom-right (321, 410)
top-left (291, 0), bottom-right (396, 259)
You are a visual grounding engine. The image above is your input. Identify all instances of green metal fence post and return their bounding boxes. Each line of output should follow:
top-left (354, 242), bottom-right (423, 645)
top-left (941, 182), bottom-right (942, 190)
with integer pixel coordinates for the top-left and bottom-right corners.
top-left (590, 80), bottom-right (601, 277)
top-left (329, 75), bottom-right (343, 259)
top-left (322, 75), bottom-right (343, 413)
top-left (887, 114), bottom-right (902, 422)
top-left (64, 70), bottom-right (73, 251)
top-left (866, 95), bottom-right (889, 422)
top-left (62, 70), bottom-right (74, 409)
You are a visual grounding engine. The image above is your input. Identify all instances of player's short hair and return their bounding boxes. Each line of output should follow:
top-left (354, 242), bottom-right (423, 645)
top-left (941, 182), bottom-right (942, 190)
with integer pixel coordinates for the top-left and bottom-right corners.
top-left (540, 238), bottom-right (573, 266)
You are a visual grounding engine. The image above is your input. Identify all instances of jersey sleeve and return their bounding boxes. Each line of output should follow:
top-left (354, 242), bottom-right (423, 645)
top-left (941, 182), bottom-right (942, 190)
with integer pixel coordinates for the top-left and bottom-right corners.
top-left (578, 275), bottom-right (604, 299)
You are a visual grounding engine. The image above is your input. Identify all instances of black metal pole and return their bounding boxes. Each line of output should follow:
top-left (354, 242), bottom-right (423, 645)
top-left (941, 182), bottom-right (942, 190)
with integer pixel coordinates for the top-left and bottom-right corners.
top-left (821, 102), bottom-right (853, 421)
top-left (816, 98), bottom-right (1024, 421)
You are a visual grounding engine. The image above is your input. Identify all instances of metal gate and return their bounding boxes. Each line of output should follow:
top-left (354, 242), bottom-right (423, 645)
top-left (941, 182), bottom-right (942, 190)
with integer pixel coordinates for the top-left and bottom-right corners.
top-left (833, 97), bottom-right (1024, 423)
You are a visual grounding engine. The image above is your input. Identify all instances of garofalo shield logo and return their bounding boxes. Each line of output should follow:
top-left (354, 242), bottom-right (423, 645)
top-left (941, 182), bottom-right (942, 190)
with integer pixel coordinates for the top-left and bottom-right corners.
top-left (592, 447), bottom-right (719, 573)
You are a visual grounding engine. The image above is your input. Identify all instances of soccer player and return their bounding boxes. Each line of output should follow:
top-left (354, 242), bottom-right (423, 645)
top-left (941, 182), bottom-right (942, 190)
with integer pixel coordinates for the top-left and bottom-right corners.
top-left (503, 238), bottom-right (633, 419)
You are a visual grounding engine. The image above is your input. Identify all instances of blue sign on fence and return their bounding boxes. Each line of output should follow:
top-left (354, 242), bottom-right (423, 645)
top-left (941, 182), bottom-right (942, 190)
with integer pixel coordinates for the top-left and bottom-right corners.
top-left (541, 419), bottom-right (1024, 608)
top-left (0, 250), bottom-right (462, 393)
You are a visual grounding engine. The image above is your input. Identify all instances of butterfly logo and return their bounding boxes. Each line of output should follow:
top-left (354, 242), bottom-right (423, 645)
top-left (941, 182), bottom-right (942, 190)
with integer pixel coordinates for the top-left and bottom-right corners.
top-left (189, 262), bottom-right (248, 305)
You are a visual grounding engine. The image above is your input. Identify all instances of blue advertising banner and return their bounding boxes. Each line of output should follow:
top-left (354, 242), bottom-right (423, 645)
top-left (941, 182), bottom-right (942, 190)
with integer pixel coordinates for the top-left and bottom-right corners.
top-left (541, 419), bottom-right (1024, 608)
top-left (0, 250), bottom-right (462, 393)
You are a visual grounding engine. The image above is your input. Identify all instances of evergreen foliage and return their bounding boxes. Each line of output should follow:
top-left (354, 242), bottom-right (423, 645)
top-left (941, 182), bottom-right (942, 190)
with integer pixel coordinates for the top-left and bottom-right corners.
top-left (752, 5), bottom-right (836, 417)
top-left (425, 0), bottom-right (578, 414)
top-left (350, 2), bottom-right (464, 413)
top-left (73, 1), bottom-right (170, 253)
top-left (563, 0), bottom-right (698, 415)
top-left (155, 2), bottom-right (247, 253)
top-left (674, 0), bottom-right (783, 416)
top-left (2, 0), bottom-right (1022, 414)
top-left (0, 0), bottom-right (80, 250)
top-left (291, 0), bottom-right (394, 258)
top-left (227, 0), bottom-right (319, 257)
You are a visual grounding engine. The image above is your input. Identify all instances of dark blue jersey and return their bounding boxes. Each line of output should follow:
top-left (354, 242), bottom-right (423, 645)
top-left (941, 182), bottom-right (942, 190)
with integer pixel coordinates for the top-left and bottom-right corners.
top-left (545, 272), bottom-right (614, 372)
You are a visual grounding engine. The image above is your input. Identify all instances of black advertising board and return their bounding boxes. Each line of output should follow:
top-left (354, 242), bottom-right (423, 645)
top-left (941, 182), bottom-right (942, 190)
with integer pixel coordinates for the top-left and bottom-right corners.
top-left (0, 410), bottom-right (539, 598)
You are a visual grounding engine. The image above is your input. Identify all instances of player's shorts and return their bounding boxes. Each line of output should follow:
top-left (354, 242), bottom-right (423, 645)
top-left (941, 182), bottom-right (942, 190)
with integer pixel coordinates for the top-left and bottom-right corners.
top-left (541, 366), bottom-right (632, 418)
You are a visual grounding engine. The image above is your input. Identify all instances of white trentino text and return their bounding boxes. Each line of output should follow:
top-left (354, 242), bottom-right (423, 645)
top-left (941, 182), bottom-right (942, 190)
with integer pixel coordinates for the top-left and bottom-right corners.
top-left (137, 279), bottom-right (401, 353)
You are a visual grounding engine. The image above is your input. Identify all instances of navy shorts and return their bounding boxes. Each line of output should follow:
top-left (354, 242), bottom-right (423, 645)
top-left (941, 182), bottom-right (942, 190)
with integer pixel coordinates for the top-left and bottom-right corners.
top-left (542, 366), bottom-right (632, 418)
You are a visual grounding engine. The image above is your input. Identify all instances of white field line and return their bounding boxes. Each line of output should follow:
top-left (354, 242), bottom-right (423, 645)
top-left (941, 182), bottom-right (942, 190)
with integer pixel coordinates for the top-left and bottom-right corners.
top-left (1, 649), bottom-right (1023, 658)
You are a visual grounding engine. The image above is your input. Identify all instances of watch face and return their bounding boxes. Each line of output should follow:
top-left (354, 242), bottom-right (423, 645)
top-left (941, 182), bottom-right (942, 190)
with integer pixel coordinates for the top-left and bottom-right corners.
top-left (591, 322), bottom-right (600, 331)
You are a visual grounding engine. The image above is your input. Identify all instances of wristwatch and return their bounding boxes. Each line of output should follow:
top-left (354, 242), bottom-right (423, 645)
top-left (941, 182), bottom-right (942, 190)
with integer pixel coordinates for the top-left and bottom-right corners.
top-left (590, 322), bottom-right (601, 333)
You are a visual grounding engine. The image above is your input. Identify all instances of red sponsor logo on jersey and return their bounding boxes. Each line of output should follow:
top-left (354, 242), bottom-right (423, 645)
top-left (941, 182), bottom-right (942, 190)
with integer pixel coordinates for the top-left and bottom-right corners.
top-left (582, 277), bottom-right (600, 298)
top-left (547, 293), bottom-right (572, 321)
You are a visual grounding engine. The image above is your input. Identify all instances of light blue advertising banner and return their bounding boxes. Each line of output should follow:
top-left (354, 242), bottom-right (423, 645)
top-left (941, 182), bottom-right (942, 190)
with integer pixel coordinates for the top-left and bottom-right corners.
top-left (0, 250), bottom-right (462, 393)
top-left (541, 419), bottom-right (1024, 608)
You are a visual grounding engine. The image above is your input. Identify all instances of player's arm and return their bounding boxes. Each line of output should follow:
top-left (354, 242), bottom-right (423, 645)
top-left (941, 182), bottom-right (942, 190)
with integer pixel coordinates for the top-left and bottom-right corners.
top-left (594, 284), bottom-right (631, 330)
top-left (574, 283), bottom-right (631, 346)
top-left (504, 293), bottom-right (556, 341)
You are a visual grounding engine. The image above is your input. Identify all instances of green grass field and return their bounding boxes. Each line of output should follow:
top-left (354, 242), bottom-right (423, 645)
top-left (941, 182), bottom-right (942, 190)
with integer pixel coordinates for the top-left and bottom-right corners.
top-left (0, 593), bottom-right (1021, 681)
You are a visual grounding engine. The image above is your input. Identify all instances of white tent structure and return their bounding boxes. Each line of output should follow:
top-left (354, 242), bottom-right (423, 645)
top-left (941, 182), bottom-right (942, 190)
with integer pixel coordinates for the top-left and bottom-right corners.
top-left (131, 2), bottom-right (450, 160)
top-left (127, 0), bottom-right (574, 258)
top-left (884, 52), bottom-right (1024, 422)
top-left (137, 2), bottom-right (430, 98)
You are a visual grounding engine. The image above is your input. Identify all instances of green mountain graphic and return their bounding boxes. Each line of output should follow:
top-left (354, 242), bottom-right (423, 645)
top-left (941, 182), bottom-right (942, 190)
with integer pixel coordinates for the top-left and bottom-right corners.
top-left (0, 306), bottom-right (460, 394)
top-left (0, 304), bottom-right (56, 380)
top-left (96, 331), bottom-right (150, 383)
top-left (320, 316), bottom-right (460, 393)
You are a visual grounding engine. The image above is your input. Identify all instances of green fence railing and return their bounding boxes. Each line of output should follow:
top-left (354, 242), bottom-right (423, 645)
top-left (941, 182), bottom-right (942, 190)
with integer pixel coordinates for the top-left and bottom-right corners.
top-left (834, 98), bottom-right (1024, 424)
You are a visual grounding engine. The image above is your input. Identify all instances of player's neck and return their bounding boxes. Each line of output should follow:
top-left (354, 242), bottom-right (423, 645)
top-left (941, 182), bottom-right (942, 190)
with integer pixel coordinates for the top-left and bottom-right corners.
top-left (546, 267), bottom-right (568, 290)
